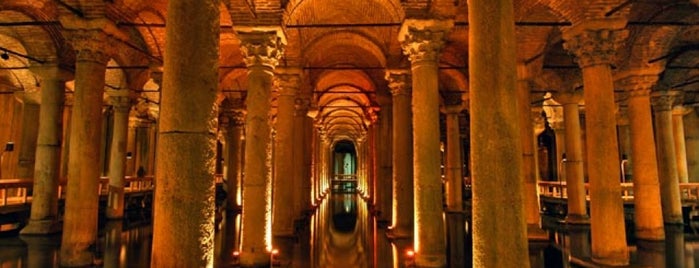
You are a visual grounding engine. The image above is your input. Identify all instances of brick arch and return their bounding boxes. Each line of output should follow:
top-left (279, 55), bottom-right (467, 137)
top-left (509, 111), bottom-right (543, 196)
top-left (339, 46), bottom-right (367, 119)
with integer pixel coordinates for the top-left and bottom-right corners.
top-left (284, 0), bottom-right (403, 24)
top-left (0, 3), bottom-right (63, 62)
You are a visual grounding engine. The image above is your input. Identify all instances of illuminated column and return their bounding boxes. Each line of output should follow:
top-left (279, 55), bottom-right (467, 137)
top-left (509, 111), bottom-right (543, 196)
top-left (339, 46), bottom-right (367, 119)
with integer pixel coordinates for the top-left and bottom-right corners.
top-left (59, 27), bottom-right (114, 266)
top-left (385, 70), bottom-right (413, 238)
top-left (105, 91), bottom-right (134, 220)
top-left (376, 94), bottom-right (393, 223)
top-left (469, 2), bottom-right (528, 267)
top-left (672, 105), bottom-right (691, 183)
top-left (551, 90), bottom-right (588, 224)
top-left (616, 72), bottom-right (665, 239)
top-left (221, 101), bottom-right (245, 209)
top-left (443, 93), bottom-right (465, 267)
top-left (21, 66), bottom-right (71, 235)
top-left (399, 19), bottom-right (451, 267)
top-left (651, 91), bottom-right (683, 224)
top-left (14, 92), bottom-right (40, 179)
top-left (517, 66), bottom-right (544, 235)
top-left (272, 68), bottom-right (300, 237)
top-left (295, 95), bottom-right (312, 216)
top-left (237, 28), bottom-right (285, 266)
top-left (150, 0), bottom-right (219, 266)
top-left (563, 22), bottom-right (629, 266)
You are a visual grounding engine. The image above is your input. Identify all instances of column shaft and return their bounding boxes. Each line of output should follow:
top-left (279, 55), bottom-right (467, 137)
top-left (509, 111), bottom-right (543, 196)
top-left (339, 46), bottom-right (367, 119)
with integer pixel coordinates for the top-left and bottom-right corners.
top-left (444, 110), bottom-right (462, 211)
top-left (469, 2), bottom-right (529, 266)
top-left (16, 95), bottom-right (40, 179)
top-left (562, 102), bottom-right (587, 222)
top-left (652, 91), bottom-right (683, 224)
top-left (150, 0), bottom-right (219, 266)
top-left (22, 67), bottom-right (68, 235)
top-left (626, 93), bottom-right (664, 238)
top-left (225, 118), bottom-right (244, 209)
top-left (272, 76), bottom-right (297, 237)
top-left (517, 78), bottom-right (541, 231)
top-left (106, 95), bottom-right (131, 219)
top-left (673, 107), bottom-right (689, 183)
top-left (60, 32), bottom-right (110, 266)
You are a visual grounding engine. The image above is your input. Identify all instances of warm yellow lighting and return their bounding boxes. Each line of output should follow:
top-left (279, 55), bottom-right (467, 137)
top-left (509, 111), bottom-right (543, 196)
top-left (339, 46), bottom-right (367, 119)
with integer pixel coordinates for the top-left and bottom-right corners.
top-left (271, 248), bottom-right (279, 255)
top-left (406, 249), bottom-right (415, 258)
top-left (233, 251), bottom-right (240, 256)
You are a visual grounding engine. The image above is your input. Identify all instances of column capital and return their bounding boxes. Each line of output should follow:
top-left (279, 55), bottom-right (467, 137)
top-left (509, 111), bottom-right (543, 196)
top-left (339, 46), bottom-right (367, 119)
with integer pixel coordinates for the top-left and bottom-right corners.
top-left (273, 68), bottom-right (302, 96)
top-left (651, 91), bottom-right (681, 112)
top-left (64, 93), bottom-right (74, 106)
top-left (398, 19), bottom-right (453, 64)
top-left (221, 109), bottom-right (246, 127)
top-left (615, 69), bottom-right (661, 99)
top-left (442, 92), bottom-right (464, 114)
top-left (14, 91), bottom-right (41, 104)
top-left (294, 95), bottom-right (311, 116)
top-left (562, 20), bottom-right (628, 68)
top-left (385, 69), bottom-right (411, 96)
top-left (149, 64), bottom-right (164, 87)
top-left (107, 89), bottom-right (136, 113)
top-left (237, 28), bottom-right (286, 69)
top-left (616, 104), bottom-right (629, 126)
top-left (65, 29), bottom-right (118, 64)
top-left (551, 89), bottom-right (583, 105)
top-left (672, 105), bottom-right (693, 116)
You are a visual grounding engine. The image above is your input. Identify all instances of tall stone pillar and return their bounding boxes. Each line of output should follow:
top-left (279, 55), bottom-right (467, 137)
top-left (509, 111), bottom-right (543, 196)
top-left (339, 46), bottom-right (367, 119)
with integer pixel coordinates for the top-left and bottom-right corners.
top-left (59, 27), bottom-right (115, 266)
top-left (651, 91), bottom-right (683, 224)
top-left (443, 93), bottom-right (465, 267)
top-left (237, 28), bottom-right (285, 267)
top-left (469, 2), bottom-right (529, 266)
top-left (105, 91), bottom-right (133, 220)
top-left (21, 66), bottom-right (71, 235)
top-left (150, 0), bottom-right (219, 266)
top-left (563, 22), bottom-right (630, 266)
top-left (376, 94), bottom-right (393, 223)
top-left (551, 90), bottom-right (588, 223)
top-left (517, 66), bottom-right (544, 235)
top-left (385, 70), bottom-right (413, 238)
top-left (685, 109), bottom-right (699, 182)
top-left (399, 19), bottom-right (452, 267)
top-left (14, 92), bottom-right (40, 179)
top-left (221, 102), bottom-right (245, 209)
top-left (272, 68), bottom-right (300, 237)
top-left (616, 72), bottom-right (665, 240)
top-left (295, 95), bottom-right (312, 217)
top-left (60, 94), bottom-right (73, 182)
top-left (672, 105), bottom-right (691, 183)
top-left (550, 121), bottom-right (565, 182)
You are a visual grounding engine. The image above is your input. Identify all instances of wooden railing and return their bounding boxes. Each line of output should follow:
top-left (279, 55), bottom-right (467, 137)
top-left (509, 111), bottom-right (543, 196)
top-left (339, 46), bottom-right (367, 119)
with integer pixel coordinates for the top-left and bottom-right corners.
top-left (538, 181), bottom-right (699, 202)
top-left (0, 176), bottom-right (155, 207)
top-left (333, 174), bottom-right (357, 181)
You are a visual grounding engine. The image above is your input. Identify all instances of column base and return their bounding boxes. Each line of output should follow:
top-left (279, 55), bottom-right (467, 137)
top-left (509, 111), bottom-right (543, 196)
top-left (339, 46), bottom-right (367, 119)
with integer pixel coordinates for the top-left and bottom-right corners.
top-left (414, 253), bottom-right (447, 268)
top-left (635, 226), bottom-right (665, 241)
top-left (60, 248), bottom-right (95, 267)
top-left (20, 219), bottom-right (61, 235)
top-left (591, 249), bottom-right (629, 267)
top-left (239, 254), bottom-right (271, 268)
top-left (565, 214), bottom-right (590, 225)
top-left (664, 217), bottom-right (684, 225)
top-left (527, 224), bottom-right (549, 241)
top-left (386, 226), bottom-right (413, 240)
top-left (105, 211), bottom-right (124, 220)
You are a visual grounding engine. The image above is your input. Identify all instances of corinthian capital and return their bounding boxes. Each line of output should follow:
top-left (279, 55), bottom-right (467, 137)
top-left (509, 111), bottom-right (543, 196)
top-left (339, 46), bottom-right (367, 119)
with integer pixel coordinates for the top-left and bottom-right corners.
top-left (237, 27), bottom-right (286, 68)
top-left (615, 68), bottom-right (662, 99)
top-left (274, 68), bottom-right (302, 96)
top-left (563, 20), bottom-right (628, 68)
top-left (651, 91), bottom-right (681, 112)
top-left (385, 69), bottom-right (411, 96)
top-left (398, 19), bottom-right (453, 64)
top-left (106, 89), bottom-right (135, 113)
top-left (67, 29), bottom-right (116, 64)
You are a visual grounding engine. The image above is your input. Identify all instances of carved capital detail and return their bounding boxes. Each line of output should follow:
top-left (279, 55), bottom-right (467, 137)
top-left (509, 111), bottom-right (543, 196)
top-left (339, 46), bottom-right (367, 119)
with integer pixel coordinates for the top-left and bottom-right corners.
top-left (385, 70), bottom-right (411, 96)
top-left (294, 96), bottom-right (311, 116)
top-left (552, 89), bottom-right (583, 105)
top-left (651, 91), bottom-right (680, 112)
top-left (563, 29), bottom-right (628, 68)
top-left (616, 75), bottom-right (658, 99)
top-left (398, 20), bottom-right (453, 64)
top-left (238, 30), bottom-right (286, 69)
top-left (67, 29), bottom-right (115, 64)
top-left (273, 72), bottom-right (301, 96)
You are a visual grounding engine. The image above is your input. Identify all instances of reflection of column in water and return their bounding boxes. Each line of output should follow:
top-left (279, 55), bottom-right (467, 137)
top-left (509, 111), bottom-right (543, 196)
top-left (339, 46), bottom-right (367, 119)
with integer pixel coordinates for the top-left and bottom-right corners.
top-left (20, 235), bottom-right (56, 268)
top-left (219, 212), bottom-right (240, 266)
top-left (636, 240), bottom-right (665, 268)
top-left (666, 225), bottom-right (685, 268)
top-left (102, 220), bottom-right (123, 268)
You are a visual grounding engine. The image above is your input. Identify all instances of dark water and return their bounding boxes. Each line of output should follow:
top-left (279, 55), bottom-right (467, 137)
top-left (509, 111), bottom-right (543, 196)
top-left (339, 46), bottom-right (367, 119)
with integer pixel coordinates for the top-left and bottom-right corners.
top-left (1, 196), bottom-right (699, 267)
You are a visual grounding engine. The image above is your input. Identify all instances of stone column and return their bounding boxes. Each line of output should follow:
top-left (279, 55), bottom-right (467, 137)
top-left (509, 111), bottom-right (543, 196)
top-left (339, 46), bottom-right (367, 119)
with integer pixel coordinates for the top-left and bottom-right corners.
top-left (237, 28), bottom-right (285, 266)
top-left (295, 95), bottom-right (312, 217)
top-left (399, 19), bottom-right (452, 267)
top-left (551, 90), bottom-right (588, 224)
top-left (517, 66), bottom-right (544, 236)
top-left (60, 94), bottom-right (73, 183)
top-left (616, 73), bottom-right (665, 240)
top-left (563, 22), bottom-right (629, 266)
top-left (673, 105), bottom-right (691, 183)
top-left (150, 0), bottom-right (219, 266)
top-left (14, 92), bottom-right (40, 179)
top-left (105, 91), bottom-right (133, 220)
top-left (21, 66), bottom-right (71, 235)
top-left (651, 91), bottom-right (683, 224)
top-left (59, 27), bottom-right (114, 266)
top-left (222, 104), bottom-right (245, 209)
top-left (376, 94), bottom-right (393, 223)
top-left (272, 68), bottom-right (300, 237)
top-left (385, 70), bottom-right (413, 239)
top-left (469, 2), bottom-right (528, 266)
top-left (685, 109), bottom-right (699, 182)
top-left (442, 93), bottom-right (465, 267)
top-left (550, 121), bottom-right (565, 181)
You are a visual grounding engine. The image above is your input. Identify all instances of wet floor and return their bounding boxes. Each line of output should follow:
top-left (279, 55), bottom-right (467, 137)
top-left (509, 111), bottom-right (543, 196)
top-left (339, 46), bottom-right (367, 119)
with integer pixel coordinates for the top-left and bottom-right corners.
top-left (2, 195), bottom-right (699, 267)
